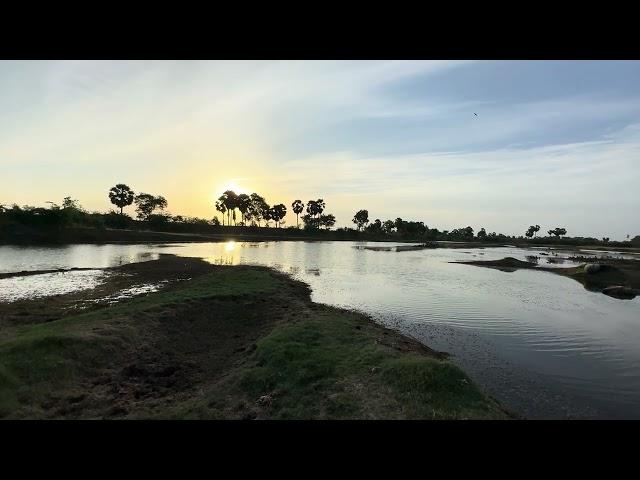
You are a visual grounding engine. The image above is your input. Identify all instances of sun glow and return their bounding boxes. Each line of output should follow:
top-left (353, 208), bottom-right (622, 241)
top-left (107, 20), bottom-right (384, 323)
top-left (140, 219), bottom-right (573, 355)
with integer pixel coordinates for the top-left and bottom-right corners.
top-left (219, 180), bottom-right (247, 196)
top-left (224, 241), bottom-right (237, 252)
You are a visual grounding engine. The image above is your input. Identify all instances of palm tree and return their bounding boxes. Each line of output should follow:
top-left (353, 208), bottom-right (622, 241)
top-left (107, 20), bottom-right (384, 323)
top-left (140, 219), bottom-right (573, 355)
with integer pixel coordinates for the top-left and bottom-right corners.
top-left (248, 193), bottom-right (268, 227)
top-left (237, 194), bottom-right (251, 225)
top-left (305, 199), bottom-right (326, 228)
top-left (270, 204), bottom-right (287, 228)
top-left (263, 206), bottom-right (273, 227)
top-left (215, 200), bottom-right (227, 226)
top-left (219, 190), bottom-right (238, 226)
top-left (108, 184), bottom-right (135, 215)
top-left (292, 200), bottom-right (304, 228)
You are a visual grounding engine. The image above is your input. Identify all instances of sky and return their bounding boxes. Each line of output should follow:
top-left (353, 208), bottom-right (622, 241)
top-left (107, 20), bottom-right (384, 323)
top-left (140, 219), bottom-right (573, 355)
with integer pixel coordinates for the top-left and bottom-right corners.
top-left (1, 60), bottom-right (639, 240)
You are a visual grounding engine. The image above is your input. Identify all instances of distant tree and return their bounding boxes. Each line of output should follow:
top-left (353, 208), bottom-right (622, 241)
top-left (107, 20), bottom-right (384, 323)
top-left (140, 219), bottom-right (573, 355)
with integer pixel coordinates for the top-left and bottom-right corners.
top-left (219, 190), bottom-right (239, 226)
top-left (526, 225), bottom-right (541, 238)
top-left (301, 213), bottom-right (319, 230)
top-left (366, 218), bottom-right (382, 233)
top-left (270, 203), bottom-right (287, 228)
top-left (319, 213), bottom-right (336, 230)
top-left (307, 199), bottom-right (325, 217)
top-left (549, 227), bottom-right (567, 238)
top-left (394, 218), bottom-right (405, 234)
top-left (134, 193), bottom-right (167, 220)
top-left (237, 193), bottom-right (251, 225)
top-left (108, 184), bottom-right (135, 214)
top-left (292, 200), bottom-right (304, 228)
top-left (248, 193), bottom-right (269, 227)
top-left (602, 237), bottom-right (609, 243)
top-left (62, 197), bottom-right (83, 211)
top-left (212, 217), bottom-right (221, 226)
top-left (305, 199), bottom-right (325, 228)
top-left (352, 209), bottom-right (369, 231)
top-left (382, 220), bottom-right (395, 234)
top-left (215, 201), bottom-right (227, 226)
top-left (262, 205), bottom-right (273, 227)
top-left (477, 227), bottom-right (487, 239)
top-left (455, 226), bottom-right (474, 238)
top-left (306, 200), bottom-right (317, 217)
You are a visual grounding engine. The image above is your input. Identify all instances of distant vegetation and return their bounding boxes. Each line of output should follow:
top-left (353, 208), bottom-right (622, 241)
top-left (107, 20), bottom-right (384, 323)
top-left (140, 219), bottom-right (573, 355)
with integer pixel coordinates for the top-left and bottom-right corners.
top-left (1, 183), bottom-right (639, 247)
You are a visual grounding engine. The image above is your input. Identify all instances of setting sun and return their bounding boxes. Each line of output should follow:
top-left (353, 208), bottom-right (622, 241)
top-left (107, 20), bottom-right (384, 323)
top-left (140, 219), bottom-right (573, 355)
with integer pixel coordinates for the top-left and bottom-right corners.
top-left (219, 180), bottom-right (247, 196)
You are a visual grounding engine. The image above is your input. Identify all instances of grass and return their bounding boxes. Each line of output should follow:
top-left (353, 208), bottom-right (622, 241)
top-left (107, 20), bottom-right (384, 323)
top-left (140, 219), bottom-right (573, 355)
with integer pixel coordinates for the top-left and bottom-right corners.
top-left (182, 310), bottom-right (507, 420)
top-left (0, 257), bottom-right (509, 419)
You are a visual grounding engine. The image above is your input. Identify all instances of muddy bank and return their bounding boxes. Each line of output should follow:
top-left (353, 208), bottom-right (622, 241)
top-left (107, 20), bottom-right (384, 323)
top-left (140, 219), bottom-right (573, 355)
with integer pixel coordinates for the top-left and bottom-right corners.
top-left (357, 242), bottom-right (509, 252)
top-left (451, 257), bottom-right (640, 300)
top-left (0, 255), bottom-right (509, 419)
top-left (0, 267), bottom-right (100, 280)
top-left (0, 255), bottom-right (216, 328)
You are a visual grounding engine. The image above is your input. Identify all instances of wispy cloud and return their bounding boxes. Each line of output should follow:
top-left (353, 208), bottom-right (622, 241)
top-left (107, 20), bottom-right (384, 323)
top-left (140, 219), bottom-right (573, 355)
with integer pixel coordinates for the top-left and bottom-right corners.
top-left (1, 61), bottom-right (639, 239)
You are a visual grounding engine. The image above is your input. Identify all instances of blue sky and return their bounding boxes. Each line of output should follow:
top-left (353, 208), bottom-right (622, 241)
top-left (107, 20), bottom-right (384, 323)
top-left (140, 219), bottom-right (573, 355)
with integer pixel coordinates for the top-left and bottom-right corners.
top-left (1, 60), bottom-right (639, 239)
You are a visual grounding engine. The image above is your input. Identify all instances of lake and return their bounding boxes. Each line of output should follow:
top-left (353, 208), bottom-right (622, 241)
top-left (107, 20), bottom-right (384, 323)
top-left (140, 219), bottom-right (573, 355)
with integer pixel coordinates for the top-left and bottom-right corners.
top-left (1, 241), bottom-right (639, 419)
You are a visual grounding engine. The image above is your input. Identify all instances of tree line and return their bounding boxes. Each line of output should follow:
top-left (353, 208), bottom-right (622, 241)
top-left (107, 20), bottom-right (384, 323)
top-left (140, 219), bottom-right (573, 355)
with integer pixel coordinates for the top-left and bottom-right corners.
top-left (2, 184), bottom-right (638, 248)
top-left (106, 184), bottom-right (339, 230)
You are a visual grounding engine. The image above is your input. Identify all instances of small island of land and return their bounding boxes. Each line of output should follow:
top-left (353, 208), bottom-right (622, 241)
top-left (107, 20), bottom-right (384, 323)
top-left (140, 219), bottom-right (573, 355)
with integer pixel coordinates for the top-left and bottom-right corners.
top-left (0, 255), bottom-right (510, 419)
top-left (451, 257), bottom-right (640, 300)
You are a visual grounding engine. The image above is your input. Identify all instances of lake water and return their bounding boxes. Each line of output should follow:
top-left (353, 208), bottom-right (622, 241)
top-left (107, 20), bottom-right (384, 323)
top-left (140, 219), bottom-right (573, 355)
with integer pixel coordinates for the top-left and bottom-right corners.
top-left (1, 241), bottom-right (639, 419)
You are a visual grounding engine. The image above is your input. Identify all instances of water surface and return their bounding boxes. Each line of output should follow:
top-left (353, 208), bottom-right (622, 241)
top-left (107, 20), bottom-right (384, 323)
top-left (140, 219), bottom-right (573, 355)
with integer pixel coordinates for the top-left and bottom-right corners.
top-left (1, 241), bottom-right (638, 419)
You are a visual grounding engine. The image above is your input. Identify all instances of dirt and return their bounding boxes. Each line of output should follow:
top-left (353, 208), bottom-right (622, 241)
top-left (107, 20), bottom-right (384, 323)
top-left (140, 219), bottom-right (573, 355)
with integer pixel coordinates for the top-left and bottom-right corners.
top-left (0, 255), bottom-right (215, 328)
top-left (450, 257), bottom-right (539, 272)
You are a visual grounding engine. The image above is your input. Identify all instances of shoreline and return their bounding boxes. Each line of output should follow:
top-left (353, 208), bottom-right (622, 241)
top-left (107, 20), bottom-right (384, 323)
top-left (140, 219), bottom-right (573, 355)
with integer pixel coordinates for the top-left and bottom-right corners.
top-left (3, 226), bottom-right (638, 253)
top-left (0, 255), bottom-right (511, 419)
top-left (451, 256), bottom-right (640, 300)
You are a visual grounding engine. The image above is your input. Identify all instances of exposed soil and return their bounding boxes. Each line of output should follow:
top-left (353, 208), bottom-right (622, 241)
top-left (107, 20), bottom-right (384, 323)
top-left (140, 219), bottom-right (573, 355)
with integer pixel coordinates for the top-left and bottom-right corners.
top-left (3, 255), bottom-right (489, 420)
top-left (0, 255), bottom-right (214, 328)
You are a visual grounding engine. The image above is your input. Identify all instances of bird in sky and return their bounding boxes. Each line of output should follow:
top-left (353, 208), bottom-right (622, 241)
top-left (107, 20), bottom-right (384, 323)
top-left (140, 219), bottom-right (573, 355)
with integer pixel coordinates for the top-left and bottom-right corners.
top-left (474, 112), bottom-right (478, 116)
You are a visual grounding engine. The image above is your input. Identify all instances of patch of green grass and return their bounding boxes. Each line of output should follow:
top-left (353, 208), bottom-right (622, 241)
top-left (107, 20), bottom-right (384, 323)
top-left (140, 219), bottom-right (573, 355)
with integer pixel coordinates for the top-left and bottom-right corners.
top-left (190, 309), bottom-right (508, 419)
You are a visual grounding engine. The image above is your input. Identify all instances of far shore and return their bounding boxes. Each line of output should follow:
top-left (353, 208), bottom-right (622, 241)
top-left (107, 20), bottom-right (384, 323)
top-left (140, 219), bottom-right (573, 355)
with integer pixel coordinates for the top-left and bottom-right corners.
top-left (2, 226), bottom-right (639, 255)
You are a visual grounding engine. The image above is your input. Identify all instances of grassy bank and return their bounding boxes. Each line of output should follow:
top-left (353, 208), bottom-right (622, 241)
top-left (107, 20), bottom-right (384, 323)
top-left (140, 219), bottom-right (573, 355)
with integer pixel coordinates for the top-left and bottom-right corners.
top-left (0, 256), bottom-right (509, 419)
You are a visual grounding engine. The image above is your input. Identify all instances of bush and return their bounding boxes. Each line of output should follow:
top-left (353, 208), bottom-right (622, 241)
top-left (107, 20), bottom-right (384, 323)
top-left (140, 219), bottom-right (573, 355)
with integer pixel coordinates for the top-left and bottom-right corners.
top-left (103, 212), bottom-right (132, 229)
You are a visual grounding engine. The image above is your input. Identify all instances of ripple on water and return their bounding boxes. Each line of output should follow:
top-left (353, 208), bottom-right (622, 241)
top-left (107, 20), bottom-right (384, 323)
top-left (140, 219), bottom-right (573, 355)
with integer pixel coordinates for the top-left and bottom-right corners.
top-left (2, 242), bottom-right (640, 419)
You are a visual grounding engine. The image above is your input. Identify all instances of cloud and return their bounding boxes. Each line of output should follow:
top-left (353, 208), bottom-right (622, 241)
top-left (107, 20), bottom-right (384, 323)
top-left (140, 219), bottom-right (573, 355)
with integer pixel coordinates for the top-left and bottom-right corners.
top-left (273, 124), bottom-right (640, 239)
top-left (1, 61), bottom-right (639, 240)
